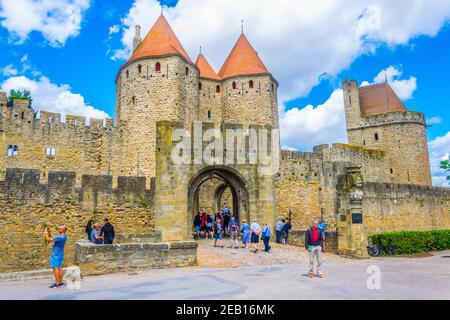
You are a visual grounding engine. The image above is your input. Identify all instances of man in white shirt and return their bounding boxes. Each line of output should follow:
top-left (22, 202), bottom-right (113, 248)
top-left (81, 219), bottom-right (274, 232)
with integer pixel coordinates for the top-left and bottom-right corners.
top-left (250, 219), bottom-right (262, 253)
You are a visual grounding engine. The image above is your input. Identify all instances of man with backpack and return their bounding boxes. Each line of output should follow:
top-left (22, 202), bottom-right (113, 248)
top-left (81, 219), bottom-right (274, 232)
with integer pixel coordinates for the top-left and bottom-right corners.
top-left (261, 223), bottom-right (272, 252)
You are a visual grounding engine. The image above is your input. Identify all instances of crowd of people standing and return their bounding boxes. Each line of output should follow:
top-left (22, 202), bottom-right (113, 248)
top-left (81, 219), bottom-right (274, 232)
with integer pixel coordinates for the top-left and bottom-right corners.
top-left (193, 207), bottom-right (274, 253)
top-left (193, 208), bottom-right (328, 278)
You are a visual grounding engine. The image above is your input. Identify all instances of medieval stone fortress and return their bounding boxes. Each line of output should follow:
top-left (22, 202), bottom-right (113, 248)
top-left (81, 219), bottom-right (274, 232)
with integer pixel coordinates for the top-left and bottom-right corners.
top-left (0, 14), bottom-right (448, 273)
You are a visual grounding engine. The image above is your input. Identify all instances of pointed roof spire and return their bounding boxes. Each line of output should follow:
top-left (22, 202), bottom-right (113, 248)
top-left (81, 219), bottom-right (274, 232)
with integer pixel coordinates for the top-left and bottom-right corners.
top-left (195, 53), bottom-right (221, 81)
top-left (128, 15), bottom-right (192, 63)
top-left (358, 83), bottom-right (407, 116)
top-left (218, 34), bottom-right (269, 80)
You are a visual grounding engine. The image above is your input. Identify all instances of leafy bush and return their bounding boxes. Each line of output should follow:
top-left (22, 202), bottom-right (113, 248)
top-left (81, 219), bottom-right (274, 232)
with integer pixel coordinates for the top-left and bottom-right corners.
top-left (371, 230), bottom-right (450, 255)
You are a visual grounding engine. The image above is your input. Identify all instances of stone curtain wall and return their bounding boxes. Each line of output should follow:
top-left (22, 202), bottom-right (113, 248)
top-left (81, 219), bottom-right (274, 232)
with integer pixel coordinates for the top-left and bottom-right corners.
top-left (0, 101), bottom-right (124, 186)
top-left (0, 169), bottom-right (155, 272)
top-left (363, 183), bottom-right (450, 235)
top-left (75, 236), bottom-right (197, 276)
top-left (275, 144), bottom-right (390, 230)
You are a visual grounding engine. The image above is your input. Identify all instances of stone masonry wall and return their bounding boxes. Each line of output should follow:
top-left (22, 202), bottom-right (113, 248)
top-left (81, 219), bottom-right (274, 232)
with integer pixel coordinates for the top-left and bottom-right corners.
top-left (363, 183), bottom-right (450, 235)
top-left (275, 144), bottom-right (390, 230)
top-left (222, 75), bottom-right (278, 128)
top-left (344, 80), bottom-right (432, 186)
top-left (198, 78), bottom-right (222, 128)
top-left (0, 101), bottom-right (123, 185)
top-left (0, 168), bottom-right (155, 272)
top-left (75, 240), bottom-right (197, 276)
top-left (116, 56), bottom-right (199, 184)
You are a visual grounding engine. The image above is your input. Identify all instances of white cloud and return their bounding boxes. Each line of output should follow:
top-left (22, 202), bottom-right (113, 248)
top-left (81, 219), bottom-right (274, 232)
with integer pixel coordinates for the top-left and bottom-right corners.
top-left (373, 66), bottom-right (417, 100)
top-left (280, 89), bottom-right (347, 151)
top-left (1, 75), bottom-right (110, 121)
top-left (111, 0), bottom-right (450, 102)
top-left (426, 116), bottom-right (443, 125)
top-left (0, 0), bottom-right (90, 46)
top-left (1, 64), bottom-right (18, 76)
top-left (279, 66), bottom-right (418, 151)
top-left (429, 132), bottom-right (450, 187)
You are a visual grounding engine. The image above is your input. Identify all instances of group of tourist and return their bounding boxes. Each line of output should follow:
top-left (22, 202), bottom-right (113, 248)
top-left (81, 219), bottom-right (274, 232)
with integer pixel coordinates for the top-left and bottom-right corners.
top-left (193, 208), bottom-right (329, 278)
top-left (85, 218), bottom-right (116, 245)
top-left (193, 208), bottom-right (274, 253)
top-left (43, 210), bottom-right (328, 289)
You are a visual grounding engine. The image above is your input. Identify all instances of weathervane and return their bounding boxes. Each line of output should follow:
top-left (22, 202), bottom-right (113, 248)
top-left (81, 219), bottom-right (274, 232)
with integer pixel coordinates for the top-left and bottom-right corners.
top-left (241, 19), bottom-right (244, 34)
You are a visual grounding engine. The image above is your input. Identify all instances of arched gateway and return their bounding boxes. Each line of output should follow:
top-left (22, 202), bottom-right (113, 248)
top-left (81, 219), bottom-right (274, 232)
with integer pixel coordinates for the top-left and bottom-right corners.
top-left (188, 166), bottom-right (250, 226)
top-left (154, 121), bottom-right (279, 241)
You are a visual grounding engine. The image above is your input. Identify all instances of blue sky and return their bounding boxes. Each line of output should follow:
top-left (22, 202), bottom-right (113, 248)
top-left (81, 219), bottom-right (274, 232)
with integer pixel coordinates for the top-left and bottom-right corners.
top-left (0, 0), bottom-right (449, 185)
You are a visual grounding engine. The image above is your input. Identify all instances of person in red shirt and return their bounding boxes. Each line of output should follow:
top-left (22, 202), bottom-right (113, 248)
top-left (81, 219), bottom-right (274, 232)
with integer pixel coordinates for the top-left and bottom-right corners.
top-left (305, 220), bottom-right (324, 279)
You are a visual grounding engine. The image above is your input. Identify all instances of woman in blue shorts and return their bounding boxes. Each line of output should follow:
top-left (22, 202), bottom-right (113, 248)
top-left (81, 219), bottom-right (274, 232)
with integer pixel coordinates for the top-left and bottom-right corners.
top-left (44, 226), bottom-right (68, 288)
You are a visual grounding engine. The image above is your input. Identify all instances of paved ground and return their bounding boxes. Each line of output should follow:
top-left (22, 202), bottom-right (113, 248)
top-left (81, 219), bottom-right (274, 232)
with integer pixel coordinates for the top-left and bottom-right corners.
top-left (0, 242), bottom-right (449, 300)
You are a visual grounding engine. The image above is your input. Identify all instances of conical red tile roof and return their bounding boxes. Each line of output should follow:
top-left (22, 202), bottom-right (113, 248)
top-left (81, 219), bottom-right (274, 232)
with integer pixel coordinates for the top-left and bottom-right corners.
top-left (358, 83), bottom-right (407, 116)
top-left (218, 34), bottom-right (269, 79)
top-left (195, 54), bottom-right (220, 81)
top-left (129, 15), bottom-right (192, 63)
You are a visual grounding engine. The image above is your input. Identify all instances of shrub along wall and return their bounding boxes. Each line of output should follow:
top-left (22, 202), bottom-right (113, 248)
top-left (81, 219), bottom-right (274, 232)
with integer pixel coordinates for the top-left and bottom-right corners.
top-left (371, 230), bottom-right (450, 255)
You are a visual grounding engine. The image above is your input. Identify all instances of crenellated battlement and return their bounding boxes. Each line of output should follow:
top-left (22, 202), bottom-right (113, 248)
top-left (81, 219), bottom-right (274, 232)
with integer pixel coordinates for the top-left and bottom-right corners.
top-left (363, 182), bottom-right (450, 198)
top-left (3, 168), bottom-right (153, 202)
top-left (0, 99), bottom-right (120, 136)
top-left (348, 110), bottom-right (426, 131)
top-left (281, 143), bottom-right (386, 162)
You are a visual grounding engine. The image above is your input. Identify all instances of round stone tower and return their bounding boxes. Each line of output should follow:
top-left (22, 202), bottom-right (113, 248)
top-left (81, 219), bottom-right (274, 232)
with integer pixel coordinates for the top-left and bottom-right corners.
top-left (115, 14), bottom-right (199, 180)
top-left (343, 80), bottom-right (432, 186)
top-left (218, 34), bottom-right (279, 129)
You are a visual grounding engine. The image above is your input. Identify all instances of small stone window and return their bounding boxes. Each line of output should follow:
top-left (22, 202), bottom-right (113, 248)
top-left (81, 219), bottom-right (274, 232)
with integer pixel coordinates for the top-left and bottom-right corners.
top-left (185, 67), bottom-right (189, 76)
top-left (390, 168), bottom-right (394, 174)
top-left (374, 133), bottom-right (379, 141)
top-left (208, 110), bottom-right (212, 119)
top-left (198, 82), bottom-right (202, 90)
top-left (232, 81), bottom-right (237, 90)
top-left (216, 85), bottom-right (221, 93)
top-left (137, 64), bottom-right (142, 74)
top-left (126, 70), bottom-right (129, 78)
top-left (132, 96), bottom-right (136, 105)
top-left (155, 62), bottom-right (161, 72)
top-left (45, 147), bottom-right (56, 157)
top-left (249, 80), bottom-right (254, 89)
top-left (7, 145), bottom-right (18, 158)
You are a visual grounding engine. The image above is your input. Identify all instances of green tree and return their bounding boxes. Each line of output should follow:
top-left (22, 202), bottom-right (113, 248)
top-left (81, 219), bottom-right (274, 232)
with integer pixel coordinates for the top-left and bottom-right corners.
top-left (8, 89), bottom-right (33, 107)
top-left (441, 157), bottom-right (450, 185)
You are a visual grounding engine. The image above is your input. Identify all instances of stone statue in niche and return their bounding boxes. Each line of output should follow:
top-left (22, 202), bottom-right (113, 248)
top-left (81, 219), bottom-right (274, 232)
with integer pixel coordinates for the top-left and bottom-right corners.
top-left (349, 171), bottom-right (363, 202)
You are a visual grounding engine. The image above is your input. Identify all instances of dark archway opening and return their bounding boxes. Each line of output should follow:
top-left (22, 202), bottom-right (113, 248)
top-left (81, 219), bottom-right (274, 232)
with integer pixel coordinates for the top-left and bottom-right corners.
top-left (187, 167), bottom-right (249, 235)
